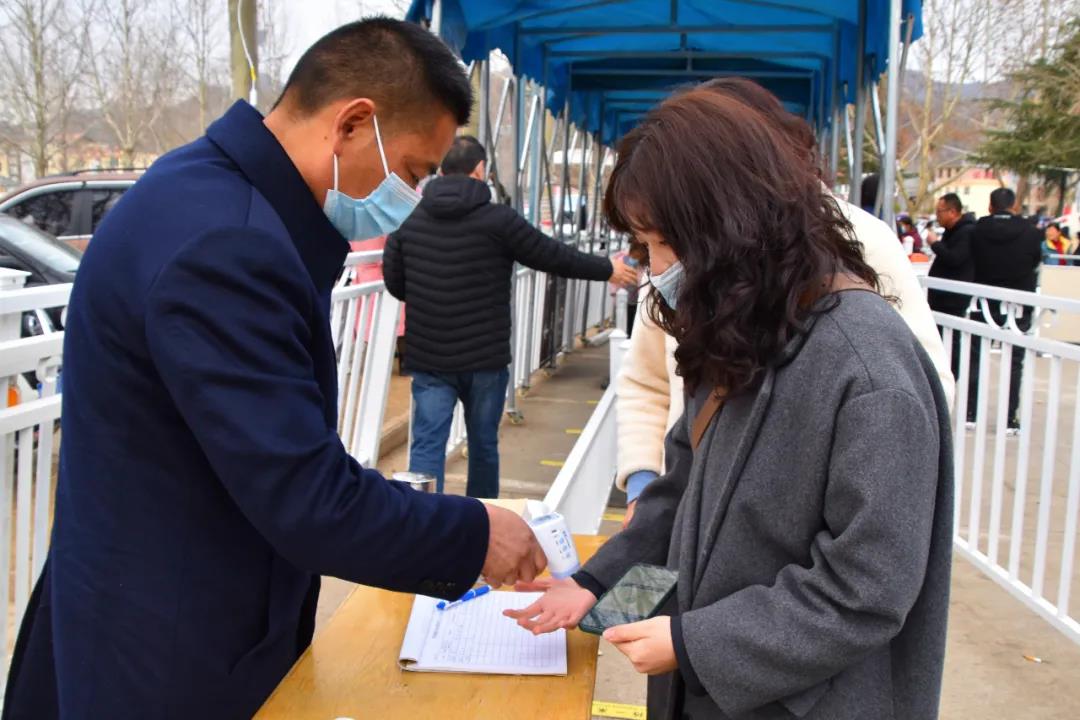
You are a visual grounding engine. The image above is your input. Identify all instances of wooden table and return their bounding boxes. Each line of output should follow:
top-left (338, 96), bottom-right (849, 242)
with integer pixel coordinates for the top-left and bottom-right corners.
top-left (256, 535), bottom-right (608, 720)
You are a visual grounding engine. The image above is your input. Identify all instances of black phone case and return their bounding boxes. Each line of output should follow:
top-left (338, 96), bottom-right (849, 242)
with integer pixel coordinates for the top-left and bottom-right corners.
top-left (578, 563), bottom-right (678, 635)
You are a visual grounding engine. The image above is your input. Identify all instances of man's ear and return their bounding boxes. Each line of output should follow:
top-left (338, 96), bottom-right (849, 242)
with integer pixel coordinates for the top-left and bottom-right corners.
top-left (470, 161), bottom-right (486, 181)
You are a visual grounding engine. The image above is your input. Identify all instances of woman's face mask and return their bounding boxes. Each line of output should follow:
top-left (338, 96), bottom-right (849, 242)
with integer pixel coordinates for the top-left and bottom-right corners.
top-left (649, 261), bottom-right (684, 310)
top-left (323, 114), bottom-right (420, 241)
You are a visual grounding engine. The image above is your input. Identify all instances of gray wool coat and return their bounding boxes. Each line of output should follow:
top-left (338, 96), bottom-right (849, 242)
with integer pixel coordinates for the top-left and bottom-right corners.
top-left (582, 289), bottom-right (954, 720)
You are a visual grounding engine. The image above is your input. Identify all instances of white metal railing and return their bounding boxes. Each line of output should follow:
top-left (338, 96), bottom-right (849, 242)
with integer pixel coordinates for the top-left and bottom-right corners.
top-left (0, 278), bottom-right (67, 686)
top-left (330, 252), bottom-right (402, 468)
top-left (920, 276), bottom-right (1080, 646)
top-left (541, 290), bottom-right (630, 534)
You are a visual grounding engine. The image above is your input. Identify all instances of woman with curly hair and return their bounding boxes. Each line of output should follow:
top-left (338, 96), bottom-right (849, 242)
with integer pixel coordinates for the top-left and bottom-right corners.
top-left (506, 88), bottom-right (953, 720)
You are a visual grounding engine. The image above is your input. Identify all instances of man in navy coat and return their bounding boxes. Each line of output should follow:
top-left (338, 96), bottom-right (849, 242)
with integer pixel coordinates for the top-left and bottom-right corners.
top-left (3, 19), bottom-right (544, 719)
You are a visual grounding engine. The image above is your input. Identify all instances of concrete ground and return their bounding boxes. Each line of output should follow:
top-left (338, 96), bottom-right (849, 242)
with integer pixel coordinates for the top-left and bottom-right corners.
top-left (316, 343), bottom-right (1080, 719)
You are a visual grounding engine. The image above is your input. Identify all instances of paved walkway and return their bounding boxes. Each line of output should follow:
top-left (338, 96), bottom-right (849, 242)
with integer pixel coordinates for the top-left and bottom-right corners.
top-left (315, 343), bottom-right (1080, 719)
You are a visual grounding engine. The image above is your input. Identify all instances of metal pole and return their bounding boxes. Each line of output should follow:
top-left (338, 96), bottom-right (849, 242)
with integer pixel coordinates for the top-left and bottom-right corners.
top-left (507, 31), bottom-right (523, 417)
top-left (843, 98), bottom-right (855, 186)
top-left (565, 133), bottom-right (591, 351)
top-left (478, 57), bottom-right (490, 151)
top-left (529, 59), bottom-right (547, 226)
top-left (582, 140), bottom-right (605, 337)
top-left (556, 102), bottom-right (573, 239)
top-left (520, 63), bottom-right (547, 387)
top-left (431, 0), bottom-right (443, 36)
top-left (489, 77), bottom-right (511, 153)
top-left (881, 0), bottom-right (903, 228)
top-left (829, 106), bottom-right (840, 185)
top-left (871, 82), bottom-right (886, 215)
top-left (829, 26), bottom-right (841, 185)
top-left (849, 0), bottom-right (867, 207)
top-left (518, 95), bottom-right (539, 188)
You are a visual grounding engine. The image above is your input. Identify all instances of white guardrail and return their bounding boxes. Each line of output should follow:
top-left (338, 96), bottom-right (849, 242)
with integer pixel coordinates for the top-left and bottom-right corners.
top-left (919, 276), bottom-right (1080, 646)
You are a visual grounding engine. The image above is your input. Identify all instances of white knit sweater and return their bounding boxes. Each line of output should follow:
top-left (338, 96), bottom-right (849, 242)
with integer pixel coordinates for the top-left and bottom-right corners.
top-left (613, 196), bottom-right (955, 490)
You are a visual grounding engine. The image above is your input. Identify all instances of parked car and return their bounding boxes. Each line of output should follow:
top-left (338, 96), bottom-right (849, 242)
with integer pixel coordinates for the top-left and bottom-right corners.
top-left (0, 215), bottom-right (81, 395)
top-left (0, 169), bottom-right (141, 252)
top-left (0, 214), bottom-right (80, 332)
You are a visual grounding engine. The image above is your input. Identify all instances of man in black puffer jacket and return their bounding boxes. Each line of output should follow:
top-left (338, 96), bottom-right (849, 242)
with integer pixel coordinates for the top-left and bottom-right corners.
top-left (385, 136), bottom-right (636, 497)
top-left (966, 187), bottom-right (1043, 430)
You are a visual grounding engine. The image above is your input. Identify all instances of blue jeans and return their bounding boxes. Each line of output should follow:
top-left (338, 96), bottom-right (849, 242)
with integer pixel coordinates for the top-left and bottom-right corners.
top-left (408, 367), bottom-right (509, 497)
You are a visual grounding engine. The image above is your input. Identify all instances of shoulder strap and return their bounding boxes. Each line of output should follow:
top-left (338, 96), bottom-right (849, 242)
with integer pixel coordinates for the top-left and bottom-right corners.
top-left (691, 388), bottom-right (726, 450)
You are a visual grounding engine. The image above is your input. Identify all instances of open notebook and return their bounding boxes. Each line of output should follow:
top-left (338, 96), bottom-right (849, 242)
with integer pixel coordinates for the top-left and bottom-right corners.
top-left (398, 591), bottom-right (567, 675)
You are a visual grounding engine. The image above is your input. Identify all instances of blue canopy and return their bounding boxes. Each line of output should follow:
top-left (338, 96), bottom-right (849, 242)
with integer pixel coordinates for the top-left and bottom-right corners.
top-left (407, 0), bottom-right (922, 144)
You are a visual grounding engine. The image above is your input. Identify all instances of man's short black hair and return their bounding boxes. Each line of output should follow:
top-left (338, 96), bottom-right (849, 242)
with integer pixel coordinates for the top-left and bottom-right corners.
top-left (860, 173), bottom-right (880, 210)
top-left (275, 17), bottom-right (471, 128)
top-left (990, 187), bottom-right (1017, 213)
top-left (939, 193), bottom-right (963, 213)
top-left (441, 136), bottom-right (486, 175)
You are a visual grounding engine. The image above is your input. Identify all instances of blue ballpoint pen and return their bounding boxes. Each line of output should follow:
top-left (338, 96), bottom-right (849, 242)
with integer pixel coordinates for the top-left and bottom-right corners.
top-left (436, 585), bottom-right (492, 611)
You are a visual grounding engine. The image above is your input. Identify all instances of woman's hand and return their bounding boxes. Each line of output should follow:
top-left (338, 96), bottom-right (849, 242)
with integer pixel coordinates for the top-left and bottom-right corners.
top-left (503, 577), bottom-right (597, 634)
top-left (603, 616), bottom-right (678, 675)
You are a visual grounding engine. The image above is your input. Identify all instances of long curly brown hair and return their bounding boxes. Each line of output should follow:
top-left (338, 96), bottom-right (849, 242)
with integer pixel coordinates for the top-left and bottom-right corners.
top-left (604, 87), bottom-right (879, 396)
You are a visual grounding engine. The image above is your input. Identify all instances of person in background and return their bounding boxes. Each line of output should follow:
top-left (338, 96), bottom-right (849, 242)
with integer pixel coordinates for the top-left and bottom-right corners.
top-left (898, 214), bottom-right (923, 254)
top-left (612, 78), bottom-right (953, 526)
top-left (967, 187), bottom-right (1043, 430)
top-left (384, 136), bottom-right (637, 498)
top-left (925, 192), bottom-right (976, 383)
top-left (860, 173), bottom-right (880, 216)
top-left (507, 88), bottom-right (953, 720)
top-left (1043, 222), bottom-right (1072, 266)
top-left (3, 20), bottom-right (547, 720)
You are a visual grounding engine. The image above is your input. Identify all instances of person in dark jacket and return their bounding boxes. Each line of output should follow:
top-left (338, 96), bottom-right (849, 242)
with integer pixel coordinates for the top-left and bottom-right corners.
top-left (926, 192), bottom-right (976, 384)
top-left (967, 187), bottom-right (1043, 428)
top-left (384, 136), bottom-right (636, 497)
top-left (2, 21), bottom-right (547, 720)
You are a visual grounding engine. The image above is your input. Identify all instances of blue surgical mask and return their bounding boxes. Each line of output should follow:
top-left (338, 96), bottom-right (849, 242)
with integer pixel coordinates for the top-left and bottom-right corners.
top-left (650, 261), bottom-right (684, 310)
top-left (323, 114), bottom-right (420, 240)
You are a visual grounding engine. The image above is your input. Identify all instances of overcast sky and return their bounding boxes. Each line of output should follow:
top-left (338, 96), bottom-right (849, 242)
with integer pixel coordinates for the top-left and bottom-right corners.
top-left (285, 0), bottom-right (410, 79)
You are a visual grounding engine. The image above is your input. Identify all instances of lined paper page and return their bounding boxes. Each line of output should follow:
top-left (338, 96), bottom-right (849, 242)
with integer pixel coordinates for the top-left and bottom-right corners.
top-left (398, 595), bottom-right (440, 667)
top-left (414, 591), bottom-right (567, 675)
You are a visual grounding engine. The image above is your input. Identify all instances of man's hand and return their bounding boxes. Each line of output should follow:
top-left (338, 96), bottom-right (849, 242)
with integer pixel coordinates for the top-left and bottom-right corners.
top-left (503, 577), bottom-right (597, 634)
top-left (609, 258), bottom-right (639, 288)
top-left (481, 504), bottom-right (547, 587)
top-left (925, 229), bottom-right (940, 245)
top-left (604, 616), bottom-right (678, 675)
top-left (622, 500), bottom-right (637, 529)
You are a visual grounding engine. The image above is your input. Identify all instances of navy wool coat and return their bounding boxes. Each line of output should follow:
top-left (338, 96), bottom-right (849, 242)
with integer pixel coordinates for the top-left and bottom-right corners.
top-left (3, 101), bottom-right (489, 719)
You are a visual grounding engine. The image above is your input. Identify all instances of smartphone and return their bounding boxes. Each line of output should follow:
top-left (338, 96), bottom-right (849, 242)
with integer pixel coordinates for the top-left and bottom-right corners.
top-left (578, 564), bottom-right (678, 635)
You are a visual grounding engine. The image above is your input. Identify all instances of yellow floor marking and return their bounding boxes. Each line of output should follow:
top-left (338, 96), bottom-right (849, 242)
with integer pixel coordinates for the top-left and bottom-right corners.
top-left (565, 428), bottom-right (583, 435)
top-left (586, 399), bottom-right (600, 405)
top-left (602, 512), bottom-right (625, 523)
top-left (539, 459), bottom-right (565, 468)
top-left (592, 701), bottom-right (647, 719)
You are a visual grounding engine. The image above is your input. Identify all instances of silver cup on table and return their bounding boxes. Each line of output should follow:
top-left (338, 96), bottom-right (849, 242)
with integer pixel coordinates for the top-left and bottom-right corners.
top-left (390, 471), bottom-right (436, 493)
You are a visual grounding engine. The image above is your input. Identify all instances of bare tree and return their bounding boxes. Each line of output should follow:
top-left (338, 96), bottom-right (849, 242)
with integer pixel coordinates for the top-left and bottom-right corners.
top-left (255, 0), bottom-right (292, 112)
top-left (893, 0), bottom-right (994, 213)
top-left (174, 0), bottom-right (224, 132)
top-left (0, 0), bottom-right (85, 178)
top-left (84, 0), bottom-right (179, 167)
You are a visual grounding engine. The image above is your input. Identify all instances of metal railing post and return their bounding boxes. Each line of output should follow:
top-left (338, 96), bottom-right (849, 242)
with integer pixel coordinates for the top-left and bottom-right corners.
top-left (849, 0), bottom-right (867, 206)
top-left (880, 0), bottom-right (903, 227)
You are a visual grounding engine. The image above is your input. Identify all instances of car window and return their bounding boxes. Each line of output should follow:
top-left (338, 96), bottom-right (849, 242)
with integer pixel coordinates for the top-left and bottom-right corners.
top-left (89, 188), bottom-right (127, 230)
top-left (8, 191), bottom-right (77, 237)
top-left (0, 217), bottom-right (81, 274)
